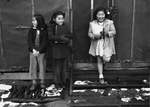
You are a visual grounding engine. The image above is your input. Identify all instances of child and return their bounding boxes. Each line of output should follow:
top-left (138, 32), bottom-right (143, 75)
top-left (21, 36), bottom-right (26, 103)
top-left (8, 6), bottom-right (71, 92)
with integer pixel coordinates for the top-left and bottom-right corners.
top-left (88, 7), bottom-right (116, 84)
top-left (28, 14), bottom-right (48, 90)
top-left (48, 11), bottom-right (72, 88)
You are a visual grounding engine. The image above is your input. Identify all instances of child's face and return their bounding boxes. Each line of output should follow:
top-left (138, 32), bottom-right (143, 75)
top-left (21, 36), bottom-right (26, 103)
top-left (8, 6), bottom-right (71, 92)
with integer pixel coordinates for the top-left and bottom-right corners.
top-left (32, 17), bottom-right (38, 28)
top-left (96, 11), bottom-right (105, 22)
top-left (54, 14), bottom-right (65, 25)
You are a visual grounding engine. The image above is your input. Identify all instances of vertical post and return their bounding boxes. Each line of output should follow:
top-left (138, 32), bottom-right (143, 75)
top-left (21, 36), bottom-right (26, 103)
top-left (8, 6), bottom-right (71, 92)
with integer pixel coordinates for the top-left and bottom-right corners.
top-left (112, 0), bottom-right (115, 7)
top-left (107, 0), bottom-right (111, 8)
top-left (89, 0), bottom-right (94, 62)
top-left (70, 0), bottom-right (73, 33)
top-left (69, 0), bottom-right (73, 96)
top-left (31, 0), bottom-right (35, 18)
top-left (0, 7), bottom-right (6, 67)
top-left (90, 0), bottom-right (94, 20)
top-left (131, 0), bottom-right (136, 61)
top-left (0, 24), bottom-right (3, 57)
top-left (107, 0), bottom-right (109, 8)
top-left (0, 8), bottom-right (4, 58)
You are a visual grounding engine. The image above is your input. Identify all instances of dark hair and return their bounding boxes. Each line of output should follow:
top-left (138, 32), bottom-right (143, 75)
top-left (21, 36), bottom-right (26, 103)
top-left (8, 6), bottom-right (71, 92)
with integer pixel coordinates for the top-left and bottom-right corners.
top-left (33, 14), bottom-right (46, 29)
top-left (49, 11), bottom-right (65, 24)
top-left (93, 7), bottom-right (108, 20)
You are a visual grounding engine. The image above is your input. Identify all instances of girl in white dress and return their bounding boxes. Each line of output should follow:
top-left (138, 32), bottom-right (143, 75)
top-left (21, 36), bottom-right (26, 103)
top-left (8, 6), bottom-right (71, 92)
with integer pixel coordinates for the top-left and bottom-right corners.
top-left (88, 8), bottom-right (116, 84)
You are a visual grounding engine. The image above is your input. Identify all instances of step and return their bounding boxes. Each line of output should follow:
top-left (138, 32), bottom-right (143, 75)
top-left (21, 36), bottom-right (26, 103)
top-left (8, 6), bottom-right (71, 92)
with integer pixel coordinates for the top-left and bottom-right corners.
top-left (72, 84), bottom-right (149, 89)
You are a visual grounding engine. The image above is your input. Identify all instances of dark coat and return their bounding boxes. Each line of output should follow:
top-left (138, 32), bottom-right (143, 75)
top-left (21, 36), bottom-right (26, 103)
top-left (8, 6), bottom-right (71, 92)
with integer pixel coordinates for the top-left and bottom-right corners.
top-left (28, 27), bottom-right (48, 53)
top-left (48, 23), bottom-right (72, 59)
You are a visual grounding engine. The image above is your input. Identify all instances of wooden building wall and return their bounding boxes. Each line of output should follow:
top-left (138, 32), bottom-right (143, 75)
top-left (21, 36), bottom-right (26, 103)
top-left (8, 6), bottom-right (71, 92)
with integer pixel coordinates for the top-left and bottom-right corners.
top-left (73, 0), bottom-right (150, 63)
top-left (0, 0), bottom-right (69, 70)
top-left (0, 0), bottom-right (150, 72)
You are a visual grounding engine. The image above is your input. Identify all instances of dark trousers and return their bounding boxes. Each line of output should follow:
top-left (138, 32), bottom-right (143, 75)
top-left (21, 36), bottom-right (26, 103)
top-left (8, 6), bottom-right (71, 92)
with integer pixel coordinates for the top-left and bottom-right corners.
top-left (54, 58), bottom-right (67, 87)
top-left (29, 53), bottom-right (46, 82)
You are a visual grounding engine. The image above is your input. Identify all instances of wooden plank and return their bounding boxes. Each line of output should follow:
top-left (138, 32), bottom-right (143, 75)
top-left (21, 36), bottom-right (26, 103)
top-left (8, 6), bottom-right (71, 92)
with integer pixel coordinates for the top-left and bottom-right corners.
top-left (73, 62), bottom-right (150, 71)
top-left (0, 69), bottom-right (53, 73)
top-left (70, 103), bottom-right (119, 107)
top-left (0, 73), bottom-right (54, 80)
top-left (73, 84), bottom-right (149, 89)
top-left (5, 97), bottom-right (61, 103)
top-left (70, 103), bottom-right (149, 107)
top-left (73, 68), bottom-right (150, 75)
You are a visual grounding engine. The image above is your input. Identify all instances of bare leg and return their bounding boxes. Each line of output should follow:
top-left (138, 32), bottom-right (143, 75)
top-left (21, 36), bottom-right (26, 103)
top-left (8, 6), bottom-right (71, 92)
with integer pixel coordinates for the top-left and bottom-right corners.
top-left (97, 56), bottom-right (103, 78)
top-left (97, 56), bottom-right (104, 84)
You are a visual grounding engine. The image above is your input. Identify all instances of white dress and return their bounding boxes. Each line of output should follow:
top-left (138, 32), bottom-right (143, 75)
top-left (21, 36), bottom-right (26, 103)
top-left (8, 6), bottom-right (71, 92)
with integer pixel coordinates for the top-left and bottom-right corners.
top-left (89, 19), bottom-right (116, 61)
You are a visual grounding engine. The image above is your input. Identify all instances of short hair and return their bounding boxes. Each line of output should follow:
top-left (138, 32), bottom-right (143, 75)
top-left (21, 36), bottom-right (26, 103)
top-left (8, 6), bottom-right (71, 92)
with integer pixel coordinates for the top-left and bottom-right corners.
top-left (93, 7), bottom-right (108, 20)
top-left (49, 11), bottom-right (65, 24)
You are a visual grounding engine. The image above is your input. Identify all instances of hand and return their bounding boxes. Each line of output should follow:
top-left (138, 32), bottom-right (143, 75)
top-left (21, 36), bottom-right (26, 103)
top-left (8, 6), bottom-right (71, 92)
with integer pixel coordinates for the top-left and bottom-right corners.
top-left (104, 32), bottom-right (109, 38)
top-left (36, 51), bottom-right (39, 55)
top-left (94, 34), bottom-right (101, 39)
top-left (90, 36), bottom-right (95, 40)
top-left (61, 35), bottom-right (70, 42)
top-left (33, 49), bottom-right (39, 56)
top-left (33, 49), bottom-right (36, 53)
top-left (33, 51), bottom-right (39, 56)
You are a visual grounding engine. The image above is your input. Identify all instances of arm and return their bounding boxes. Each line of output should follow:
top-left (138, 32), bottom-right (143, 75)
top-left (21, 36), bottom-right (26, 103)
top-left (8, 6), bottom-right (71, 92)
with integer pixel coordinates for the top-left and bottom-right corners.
top-left (88, 23), bottom-right (95, 39)
top-left (88, 22), bottom-right (101, 40)
top-left (61, 25), bottom-right (73, 43)
top-left (64, 34), bottom-right (73, 39)
top-left (63, 25), bottom-right (73, 39)
top-left (47, 24), bottom-right (63, 41)
top-left (50, 35), bottom-right (63, 41)
top-left (108, 20), bottom-right (116, 37)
